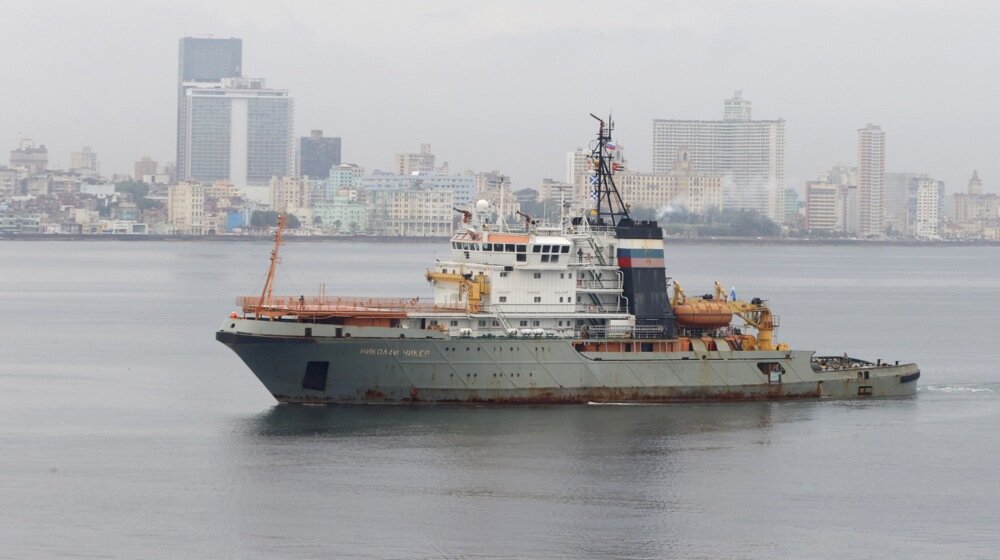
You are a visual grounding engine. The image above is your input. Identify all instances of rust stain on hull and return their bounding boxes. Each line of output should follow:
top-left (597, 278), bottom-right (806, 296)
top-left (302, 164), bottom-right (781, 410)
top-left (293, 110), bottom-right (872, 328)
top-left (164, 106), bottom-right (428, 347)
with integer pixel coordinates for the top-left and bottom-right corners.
top-left (274, 385), bottom-right (828, 405)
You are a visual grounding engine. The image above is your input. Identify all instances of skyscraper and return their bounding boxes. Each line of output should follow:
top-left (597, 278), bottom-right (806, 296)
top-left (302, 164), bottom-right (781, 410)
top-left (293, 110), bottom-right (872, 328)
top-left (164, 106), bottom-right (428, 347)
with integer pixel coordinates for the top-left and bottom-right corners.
top-left (298, 130), bottom-right (341, 179)
top-left (652, 91), bottom-right (785, 222)
top-left (177, 37), bottom-right (243, 180)
top-left (183, 77), bottom-right (294, 186)
top-left (857, 124), bottom-right (886, 238)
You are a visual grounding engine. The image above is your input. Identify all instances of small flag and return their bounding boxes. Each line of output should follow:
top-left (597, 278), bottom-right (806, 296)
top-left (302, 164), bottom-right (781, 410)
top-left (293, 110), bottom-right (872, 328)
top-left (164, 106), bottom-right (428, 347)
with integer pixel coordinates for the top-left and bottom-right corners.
top-left (590, 189), bottom-right (599, 200)
top-left (612, 162), bottom-right (624, 172)
top-left (588, 174), bottom-right (599, 186)
top-left (605, 142), bottom-right (617, 151)
top-left (730, 286), bottom-right (737, 301)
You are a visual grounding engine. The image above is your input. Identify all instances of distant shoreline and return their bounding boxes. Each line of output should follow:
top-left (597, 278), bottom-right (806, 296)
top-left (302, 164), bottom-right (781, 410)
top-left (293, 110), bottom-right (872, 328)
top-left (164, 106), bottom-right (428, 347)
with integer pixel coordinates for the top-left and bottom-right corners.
top-left (2, 232), bottom-right (998, 247)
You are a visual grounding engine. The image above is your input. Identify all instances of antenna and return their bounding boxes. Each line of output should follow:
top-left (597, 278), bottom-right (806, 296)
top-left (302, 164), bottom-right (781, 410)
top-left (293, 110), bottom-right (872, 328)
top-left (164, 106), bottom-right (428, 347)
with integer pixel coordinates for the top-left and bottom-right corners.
top-left (587, 113), bottom-right (630, 226)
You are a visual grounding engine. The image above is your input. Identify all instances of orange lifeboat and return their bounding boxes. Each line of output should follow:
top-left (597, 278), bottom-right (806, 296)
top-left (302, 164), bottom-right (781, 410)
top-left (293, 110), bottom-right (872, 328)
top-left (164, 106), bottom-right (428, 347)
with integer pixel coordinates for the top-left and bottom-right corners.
top-left (672, 301), bottom-right (733, 329)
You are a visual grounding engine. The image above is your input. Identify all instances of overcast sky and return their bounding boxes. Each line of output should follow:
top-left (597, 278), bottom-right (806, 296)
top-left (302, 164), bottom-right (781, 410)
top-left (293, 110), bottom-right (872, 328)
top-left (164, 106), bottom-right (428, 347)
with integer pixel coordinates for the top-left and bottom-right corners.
top-left (3, 0), bottom-right (997, 193)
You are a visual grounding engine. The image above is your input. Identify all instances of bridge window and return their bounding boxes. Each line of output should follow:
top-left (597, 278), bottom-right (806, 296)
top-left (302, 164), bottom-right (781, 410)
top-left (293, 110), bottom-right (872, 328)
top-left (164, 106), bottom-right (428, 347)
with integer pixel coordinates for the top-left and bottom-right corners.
top-left (541, 255), bottom-right (550, 262)
top-left (499, 296), bottom-right (507, 302)
top-left (533, 296), bottom-right (542, 303)
top-left (533, 272), bottom-right (541, 279)
top-left (505, 244), bottom-right (514, 252)
top-left (483, 243), bottom-right (492, 250)
top-left (561, 246), bottom-right (570, 253)
top-left (516, 254), bottom-right (526, 262)
top-left (532, 245), bottom-right (541, 253)
top-left (516, 245), bottom-right (526, 252)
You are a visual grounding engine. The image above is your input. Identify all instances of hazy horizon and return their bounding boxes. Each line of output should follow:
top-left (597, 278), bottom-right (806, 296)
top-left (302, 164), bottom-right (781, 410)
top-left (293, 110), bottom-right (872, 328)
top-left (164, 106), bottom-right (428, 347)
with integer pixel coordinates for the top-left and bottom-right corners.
top-left (4, 1), bottom-right (998, 194)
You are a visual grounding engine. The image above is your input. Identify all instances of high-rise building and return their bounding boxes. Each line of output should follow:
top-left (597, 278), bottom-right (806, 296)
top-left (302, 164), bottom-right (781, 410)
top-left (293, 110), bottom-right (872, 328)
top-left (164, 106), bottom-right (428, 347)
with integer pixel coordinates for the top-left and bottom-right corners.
top-left (915, 179), bottom-right (941, 239)
top-left (857, 124), bottom-right (886, 238)
top-left (176, 37), bottom-right (243, 181)
top-left (298, 130), bottom-right (341, 179)
top-left (652, 91), bottom-right (785, 222)
top-left (565, 148), bottom-right (590, 190)
top-left (182, 77), bottom-right (294, 186)
top-left (394, 144), bottom-right (435, 175)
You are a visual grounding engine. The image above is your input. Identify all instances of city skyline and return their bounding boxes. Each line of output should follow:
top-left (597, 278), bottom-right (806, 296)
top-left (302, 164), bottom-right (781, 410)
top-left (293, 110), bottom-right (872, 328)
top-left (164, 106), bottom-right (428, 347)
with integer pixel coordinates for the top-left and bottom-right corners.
top-left (3, 1), bottom-right (999, 194)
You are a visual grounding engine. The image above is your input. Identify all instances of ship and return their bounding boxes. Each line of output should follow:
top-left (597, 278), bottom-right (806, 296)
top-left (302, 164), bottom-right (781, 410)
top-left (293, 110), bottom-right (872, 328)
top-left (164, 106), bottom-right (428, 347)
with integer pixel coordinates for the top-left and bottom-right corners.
top-left (216, 115), bottom-right (920, 404)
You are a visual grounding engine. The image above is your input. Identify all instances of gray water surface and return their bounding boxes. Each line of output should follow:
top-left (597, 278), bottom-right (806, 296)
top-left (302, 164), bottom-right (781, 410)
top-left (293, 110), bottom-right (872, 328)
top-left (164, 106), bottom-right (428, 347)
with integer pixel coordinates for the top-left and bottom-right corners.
top-left (1, 240), bottom-right (998, 559)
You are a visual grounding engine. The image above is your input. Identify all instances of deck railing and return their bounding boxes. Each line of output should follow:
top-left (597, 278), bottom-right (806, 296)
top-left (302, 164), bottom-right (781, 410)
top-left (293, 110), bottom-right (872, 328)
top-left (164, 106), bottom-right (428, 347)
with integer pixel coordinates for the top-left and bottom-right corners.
top-left (237, 295), bottom-right (463, 315)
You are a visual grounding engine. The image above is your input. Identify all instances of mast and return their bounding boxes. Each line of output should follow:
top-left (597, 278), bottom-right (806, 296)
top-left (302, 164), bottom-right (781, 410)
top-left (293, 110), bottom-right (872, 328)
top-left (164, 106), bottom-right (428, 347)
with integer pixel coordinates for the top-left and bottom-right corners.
top-left (588, 113), bottom-right (630, 226)
top-left (256, 213), bottom-right (287, 316)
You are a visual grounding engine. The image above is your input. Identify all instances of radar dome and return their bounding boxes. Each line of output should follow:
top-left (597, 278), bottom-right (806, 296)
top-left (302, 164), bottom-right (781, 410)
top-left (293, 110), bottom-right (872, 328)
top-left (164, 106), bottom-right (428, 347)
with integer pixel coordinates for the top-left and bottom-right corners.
top-left (476, 200), bottom-right (490, 212)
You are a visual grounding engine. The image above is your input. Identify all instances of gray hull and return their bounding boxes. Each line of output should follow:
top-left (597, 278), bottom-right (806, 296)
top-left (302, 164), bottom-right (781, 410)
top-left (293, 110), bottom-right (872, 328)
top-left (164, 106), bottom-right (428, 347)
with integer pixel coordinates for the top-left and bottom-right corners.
top-left (217, 320), bottom-right (919, 404)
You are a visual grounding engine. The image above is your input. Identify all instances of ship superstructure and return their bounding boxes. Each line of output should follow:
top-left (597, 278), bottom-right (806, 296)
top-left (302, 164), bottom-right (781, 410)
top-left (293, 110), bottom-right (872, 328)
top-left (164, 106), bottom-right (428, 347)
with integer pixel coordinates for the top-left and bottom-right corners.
top-left (217, 116), bottom-right (919, 404)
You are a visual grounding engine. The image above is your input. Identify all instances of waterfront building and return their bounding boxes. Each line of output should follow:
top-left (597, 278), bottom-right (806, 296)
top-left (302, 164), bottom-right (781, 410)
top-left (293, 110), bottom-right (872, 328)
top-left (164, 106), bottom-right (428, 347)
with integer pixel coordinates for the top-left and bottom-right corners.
top-left (915, 179), bottom-right (941, 239)
top-left (805, 181), bottom-right (840, 232)
top-left (10, 138), bottom-right (48, 175)
top-left (176, 36), bottom-right (243, 181)
top-left (652, 91), bottom-right (785, 222)
top-left (857, 124), bottom-right (886, 238)
top-left (394, 144), bottom-right (435, 176)
top-left (368, 187), bottom-right (454, 237)
top-left (182, 77), bottom-right (294, 186)
top-left (313, 190), bottom-right (368, 233)
top-left (805, 165), bottom-right (859, 235)
top-left (167, 181), bottom-right (206, 234)
top-left (952, 171), bottom-right (1000, 236)
top-left (361, 172), bottom-right (475, 208)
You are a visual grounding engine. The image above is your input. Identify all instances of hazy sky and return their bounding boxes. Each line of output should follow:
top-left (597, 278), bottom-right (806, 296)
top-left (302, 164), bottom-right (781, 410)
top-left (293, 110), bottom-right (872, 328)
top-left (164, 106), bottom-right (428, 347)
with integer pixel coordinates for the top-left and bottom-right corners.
top-left (4, 1), bottom-right (998, 193)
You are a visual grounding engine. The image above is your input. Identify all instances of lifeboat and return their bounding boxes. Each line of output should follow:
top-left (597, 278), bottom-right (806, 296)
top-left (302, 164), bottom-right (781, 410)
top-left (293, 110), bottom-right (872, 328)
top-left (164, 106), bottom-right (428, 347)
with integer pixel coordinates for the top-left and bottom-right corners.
top-left (672, 301), bottom-right (733, 329)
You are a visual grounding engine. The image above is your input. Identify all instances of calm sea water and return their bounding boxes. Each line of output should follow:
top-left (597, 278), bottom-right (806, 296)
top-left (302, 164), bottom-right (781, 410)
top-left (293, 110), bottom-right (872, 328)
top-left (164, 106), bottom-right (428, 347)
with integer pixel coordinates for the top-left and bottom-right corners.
top-left (1, 239), bottom-right (998, 559)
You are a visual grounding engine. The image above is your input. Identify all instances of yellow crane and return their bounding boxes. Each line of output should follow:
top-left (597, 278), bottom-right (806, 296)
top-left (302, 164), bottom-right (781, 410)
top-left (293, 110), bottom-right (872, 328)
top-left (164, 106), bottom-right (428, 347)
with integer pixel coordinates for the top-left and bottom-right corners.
top-left (671, 280), bottom-right (787, 351)
top-left (425, 269), bottom-right (490, 314)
